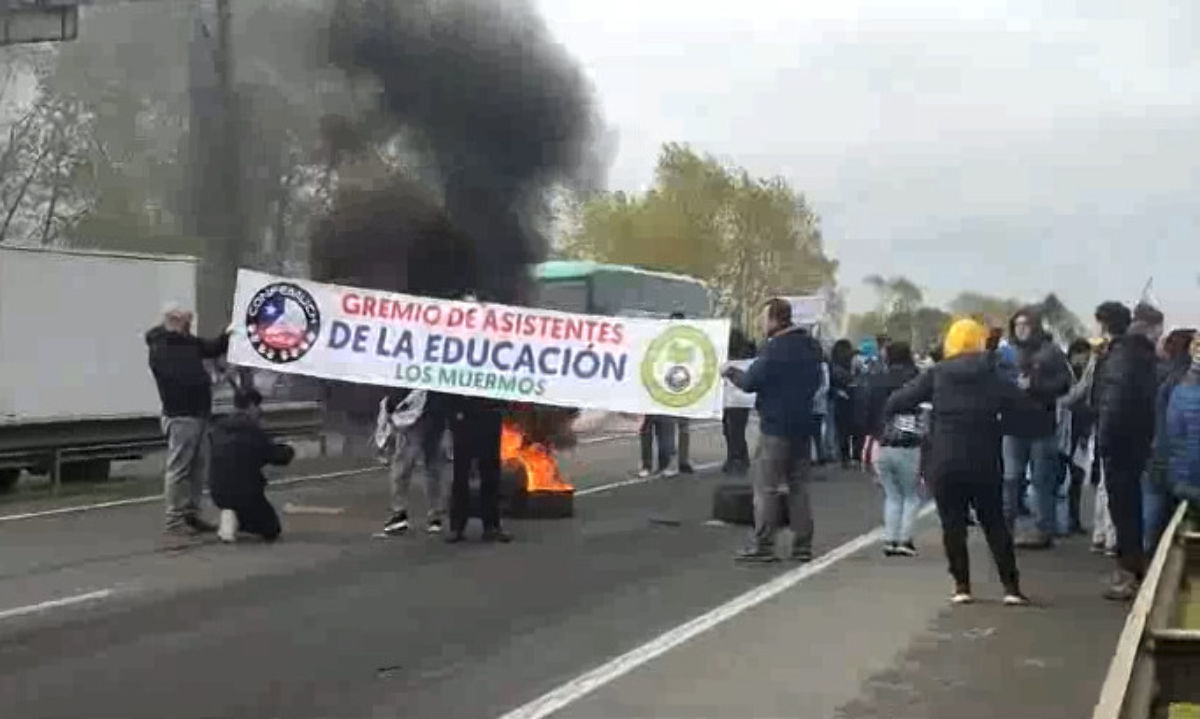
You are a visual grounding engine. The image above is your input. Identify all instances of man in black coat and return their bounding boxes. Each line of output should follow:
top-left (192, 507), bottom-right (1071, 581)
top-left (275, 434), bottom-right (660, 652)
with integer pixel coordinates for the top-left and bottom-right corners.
top-left (1093, 301), bottom-right (1162, 600)
top-left (210, 389), bottom-right (295, 543)
top-left (1002, 306), bottom-right (1072, 548)
top-left (145, 305), bottom-right (230, 537)
top-left (446, 393), bottom-right (512, 544)
top-left (722, 326), bottom-right (756, 475)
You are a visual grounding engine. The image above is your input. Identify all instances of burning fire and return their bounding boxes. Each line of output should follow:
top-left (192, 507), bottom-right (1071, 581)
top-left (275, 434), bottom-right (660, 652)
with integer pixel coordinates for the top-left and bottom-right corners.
top-left (500, 421), bottom-right (574, 494)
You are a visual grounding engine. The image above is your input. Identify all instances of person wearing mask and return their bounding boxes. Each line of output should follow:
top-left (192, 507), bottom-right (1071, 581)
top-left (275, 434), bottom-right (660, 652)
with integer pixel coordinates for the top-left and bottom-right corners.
top-left (829, 339), bottom-right (857, 469)
top-left (1144, 327), bottom-right (1196, 550)
top-left (861, 342), bottom-right (923, 556)
top-left (1093, 301), bottom-right (1162, 600)
top-left (1062, 339), bottom-right (1097, 535)
top-left (373, 388), bottom-right (449, 536)
top-left (145, 304), bottom-right (231, 538)
top-left (722, 327), bottom-right (756, 475)
top-left (885, 318), bottom-right (1031, 606)
top-left (209, 389), bottom-right (295, 543)
top-left (1002, 307), bottom-right (1072, 549)
top-left (724, 298), bottom-right (822, 563)
top-left (1165, 336), bottom-right (1200, 506)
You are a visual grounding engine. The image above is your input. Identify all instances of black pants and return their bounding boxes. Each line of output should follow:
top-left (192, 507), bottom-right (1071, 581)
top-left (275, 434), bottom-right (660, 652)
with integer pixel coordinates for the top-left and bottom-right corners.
top-left (722, 408), bottom-right (750, 472)
top-left (1063, 453), bottom-right (1085, 531)
top-left (450, 410), bottom-right (502, 533)
top-left (834, 403), bottom-right (855, 463)
top-left (639, 416), bottom-right (674, 472)
top-left (1104, 454), bottom-right (1148, 578)
top-left (933, 474), bottom-right (1019, 593)
top-left (218, 493), bottom-right (281, 541)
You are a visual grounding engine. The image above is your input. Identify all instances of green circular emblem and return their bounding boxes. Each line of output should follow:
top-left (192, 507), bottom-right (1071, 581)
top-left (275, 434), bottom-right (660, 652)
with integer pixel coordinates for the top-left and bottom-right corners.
top-left (640, 325), bottom-right (719, 409)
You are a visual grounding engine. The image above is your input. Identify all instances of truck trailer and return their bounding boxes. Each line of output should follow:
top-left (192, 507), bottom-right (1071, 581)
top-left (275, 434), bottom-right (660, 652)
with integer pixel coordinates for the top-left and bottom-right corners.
top-left (0, 245), bottom-right (199, 491)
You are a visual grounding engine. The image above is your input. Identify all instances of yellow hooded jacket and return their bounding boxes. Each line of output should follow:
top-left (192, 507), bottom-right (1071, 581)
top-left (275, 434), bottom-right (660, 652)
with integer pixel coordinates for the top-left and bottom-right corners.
top-left (943, 318), bottom-right (989, 360)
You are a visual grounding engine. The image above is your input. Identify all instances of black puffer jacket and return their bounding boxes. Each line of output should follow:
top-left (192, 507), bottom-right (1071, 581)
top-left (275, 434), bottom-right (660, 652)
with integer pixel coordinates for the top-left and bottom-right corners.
top-left (861, 363), bottom-right (920, 443)
top-left (885, 353), bottom-right (1029, 480)
top-left (1094, 331), bottom-right (1159, 463)
top-left (145, 326), bottom-right (229, 418)
top-left (1002, 307), bottom-right (1071, 438)
top-left (209, 412), bottom-right (295, 505)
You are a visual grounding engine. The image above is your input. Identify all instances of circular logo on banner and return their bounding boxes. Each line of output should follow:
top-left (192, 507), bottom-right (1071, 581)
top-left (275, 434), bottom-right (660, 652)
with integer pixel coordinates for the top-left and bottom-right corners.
top-left (640, 325), bottom-right (719, 409)
top-left (245, 283), bottom-right (321, 364)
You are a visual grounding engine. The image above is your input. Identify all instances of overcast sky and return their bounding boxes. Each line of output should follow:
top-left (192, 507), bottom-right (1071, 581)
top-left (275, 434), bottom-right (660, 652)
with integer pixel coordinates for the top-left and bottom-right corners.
top-left (535, 0), bottom-right (1200, 326)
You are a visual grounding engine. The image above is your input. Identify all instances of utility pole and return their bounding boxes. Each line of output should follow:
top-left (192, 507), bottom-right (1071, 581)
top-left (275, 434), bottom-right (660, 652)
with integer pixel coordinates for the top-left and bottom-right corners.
top-left (185, 0), bottom-right (243, 335)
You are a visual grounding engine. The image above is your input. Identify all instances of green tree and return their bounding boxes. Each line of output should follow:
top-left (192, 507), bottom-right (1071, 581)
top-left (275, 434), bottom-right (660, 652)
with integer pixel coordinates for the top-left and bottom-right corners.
top-left (1039, 293), bottom-right (1086, 342)
top-left (570, 143), bottom-right (837, 331)
top-left (947, 291), bottom-right (1022, 327)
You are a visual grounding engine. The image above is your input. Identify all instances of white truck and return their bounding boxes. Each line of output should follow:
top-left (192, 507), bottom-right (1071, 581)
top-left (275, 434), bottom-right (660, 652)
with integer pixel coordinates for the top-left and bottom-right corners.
top-left (0, 246), bottom-right (200, 490)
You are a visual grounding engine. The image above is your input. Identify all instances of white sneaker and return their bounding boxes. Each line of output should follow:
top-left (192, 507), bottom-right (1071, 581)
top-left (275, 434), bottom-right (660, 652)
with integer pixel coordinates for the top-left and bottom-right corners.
top-left (950, 592), bottom-right (974, 605)
top-left (637, 468), bottom-right (652, 478)
top-left (662, 464), bottom-right (679, 478)
top-left (218, 510), bottom-right (238, 543)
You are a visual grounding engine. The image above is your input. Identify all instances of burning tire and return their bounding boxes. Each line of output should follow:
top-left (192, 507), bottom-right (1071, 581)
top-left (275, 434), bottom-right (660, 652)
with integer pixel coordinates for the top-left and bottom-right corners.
top-left (711, 481), bottom-right (789, 526)
top-left (464, 466), bottom-right (574, 520)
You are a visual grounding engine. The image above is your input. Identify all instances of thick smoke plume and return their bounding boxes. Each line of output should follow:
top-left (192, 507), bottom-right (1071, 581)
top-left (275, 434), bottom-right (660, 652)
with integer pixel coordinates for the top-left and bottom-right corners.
top-left (313, 0), bottom-right (601, 443)
top-left (323, 0), bottom-right (602, 303)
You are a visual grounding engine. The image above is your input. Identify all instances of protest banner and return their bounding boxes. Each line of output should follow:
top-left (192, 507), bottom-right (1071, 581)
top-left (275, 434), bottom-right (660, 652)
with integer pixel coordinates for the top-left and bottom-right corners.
top-left (227, 270), bottom-right (730, 419)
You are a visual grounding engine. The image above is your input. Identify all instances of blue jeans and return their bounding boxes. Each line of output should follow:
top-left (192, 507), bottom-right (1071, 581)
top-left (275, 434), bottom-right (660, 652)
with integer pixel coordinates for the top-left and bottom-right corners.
top-left (1141, 468), bottom-right (1171, 553)
top-left (878, 446), bottom-right (922, 543)
top-left (1002, 435), bottom-right (1061, 535)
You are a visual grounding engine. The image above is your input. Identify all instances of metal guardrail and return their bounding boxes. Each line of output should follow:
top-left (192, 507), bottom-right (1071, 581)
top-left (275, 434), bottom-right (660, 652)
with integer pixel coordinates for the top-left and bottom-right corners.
top-left (1093, 500), bottom-right (1197, 719)
top-left (0, 402), bottom-right (324, 493)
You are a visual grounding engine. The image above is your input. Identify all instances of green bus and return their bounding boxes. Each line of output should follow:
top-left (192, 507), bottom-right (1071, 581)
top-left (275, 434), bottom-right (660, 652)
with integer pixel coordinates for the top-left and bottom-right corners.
top-left (531, 260), bottom-right (712, 319)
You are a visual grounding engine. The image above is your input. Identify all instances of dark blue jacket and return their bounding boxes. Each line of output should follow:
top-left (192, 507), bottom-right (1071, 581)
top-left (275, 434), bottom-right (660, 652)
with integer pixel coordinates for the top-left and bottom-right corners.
top-left (731, 326), bottom-right (821, 441)
top-left (1166, 371), bottom-right (1200, 502)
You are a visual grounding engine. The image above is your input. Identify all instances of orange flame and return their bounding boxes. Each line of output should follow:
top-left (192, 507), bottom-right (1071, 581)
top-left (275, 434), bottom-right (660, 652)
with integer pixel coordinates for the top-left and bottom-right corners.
top-left (500, 421), bottom-right (573, 493)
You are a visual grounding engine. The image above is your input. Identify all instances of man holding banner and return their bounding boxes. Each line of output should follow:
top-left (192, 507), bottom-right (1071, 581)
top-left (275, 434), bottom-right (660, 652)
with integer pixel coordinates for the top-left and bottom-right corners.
top-left (724, 298), bottom-right (823, 563)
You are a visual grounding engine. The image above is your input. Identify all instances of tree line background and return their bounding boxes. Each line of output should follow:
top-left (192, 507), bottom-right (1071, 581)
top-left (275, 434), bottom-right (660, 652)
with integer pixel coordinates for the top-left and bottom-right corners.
top-left (1, 1), bottom-right (1086, 348)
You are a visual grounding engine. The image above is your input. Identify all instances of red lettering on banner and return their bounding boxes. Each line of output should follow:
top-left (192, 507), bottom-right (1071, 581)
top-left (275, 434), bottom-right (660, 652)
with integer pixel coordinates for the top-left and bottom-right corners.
top-left (343, 294), bottom-right (361, 315)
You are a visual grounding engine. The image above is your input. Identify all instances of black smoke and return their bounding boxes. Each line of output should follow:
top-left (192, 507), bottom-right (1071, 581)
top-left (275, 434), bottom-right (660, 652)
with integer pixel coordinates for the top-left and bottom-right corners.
top-left (323, 0), bottom-right (601, 303)
top-left (311, 0), bottom-right (600, 443)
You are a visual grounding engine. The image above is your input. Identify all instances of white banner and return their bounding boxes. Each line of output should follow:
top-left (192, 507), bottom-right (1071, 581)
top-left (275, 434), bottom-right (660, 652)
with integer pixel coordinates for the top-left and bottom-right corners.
top-left (723, 359), bottom-right (756, 409)
top-left (227, 270), bottom-right (730, 419)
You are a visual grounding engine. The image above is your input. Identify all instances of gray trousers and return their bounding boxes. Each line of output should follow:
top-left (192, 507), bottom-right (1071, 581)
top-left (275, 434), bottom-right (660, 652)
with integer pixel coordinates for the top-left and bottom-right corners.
top-left (388, 425), bottom-right (446, 521)
top-left (162, 416), bottom-right (209, 528)
top-left (751, 434), bottom-right (814, 553)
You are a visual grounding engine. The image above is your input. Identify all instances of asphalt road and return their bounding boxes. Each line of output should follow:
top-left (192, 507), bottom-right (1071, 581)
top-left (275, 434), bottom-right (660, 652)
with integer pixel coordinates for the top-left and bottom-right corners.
top-left (0, 424), bottom-right (1123, 719)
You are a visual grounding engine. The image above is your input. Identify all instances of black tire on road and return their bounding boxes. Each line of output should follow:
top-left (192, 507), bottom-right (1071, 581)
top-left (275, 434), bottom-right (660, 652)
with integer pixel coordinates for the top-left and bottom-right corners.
top-left (711, 481), bottom-right (789, 526)
top-left (0, 468), bottom-right (19, 493)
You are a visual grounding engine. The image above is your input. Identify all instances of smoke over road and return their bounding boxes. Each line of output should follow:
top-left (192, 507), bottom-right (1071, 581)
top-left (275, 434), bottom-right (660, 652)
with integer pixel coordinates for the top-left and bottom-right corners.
top-left (321, 0), bottom-right (602, 302)
top-left (312, 0), bottom-right (602, 438)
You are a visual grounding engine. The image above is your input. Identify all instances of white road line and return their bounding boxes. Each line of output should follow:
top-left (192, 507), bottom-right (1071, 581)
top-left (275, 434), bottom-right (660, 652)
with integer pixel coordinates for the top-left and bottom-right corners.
top-left (574, 461), bottom-right (722, 497)
top-left (0, 588), bottom-right (115, 622)
top-left (497, 503), bottom-right (938, 719)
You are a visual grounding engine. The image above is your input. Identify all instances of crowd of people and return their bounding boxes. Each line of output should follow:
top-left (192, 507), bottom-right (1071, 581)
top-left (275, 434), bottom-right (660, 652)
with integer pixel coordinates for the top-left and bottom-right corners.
top-left (721, 296), bottom-right (1200, 603)
top-left (142, 294), bottom-right (1200, 603)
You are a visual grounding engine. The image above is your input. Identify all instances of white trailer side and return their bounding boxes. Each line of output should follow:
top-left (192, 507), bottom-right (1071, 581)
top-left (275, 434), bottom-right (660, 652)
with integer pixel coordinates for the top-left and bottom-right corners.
top-left (0, 246), bottom-right (198, 424)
